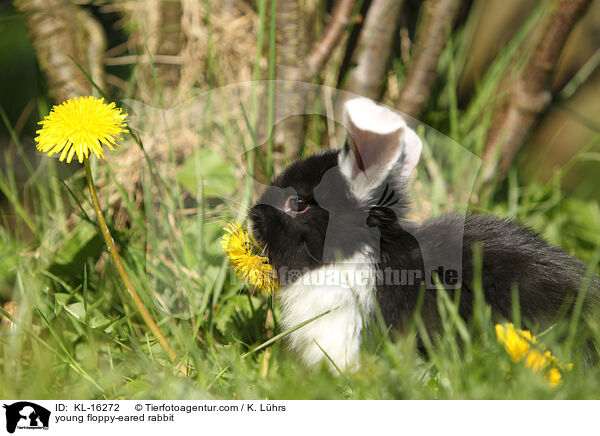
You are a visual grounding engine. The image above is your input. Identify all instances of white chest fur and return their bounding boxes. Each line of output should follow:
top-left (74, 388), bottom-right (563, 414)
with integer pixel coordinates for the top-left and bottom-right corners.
top-left (278, 252), bottom-right (376, 372)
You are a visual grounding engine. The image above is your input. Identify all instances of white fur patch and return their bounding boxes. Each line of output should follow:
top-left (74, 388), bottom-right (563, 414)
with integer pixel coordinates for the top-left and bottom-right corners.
top-left (278, 251), bottom-right (376, 372)
top-left (337, 151), bottom-right (374, 203)
top-left (399, 127), bottom-right (423, 179)
top-left (344, 98), bottom-right (407, 135)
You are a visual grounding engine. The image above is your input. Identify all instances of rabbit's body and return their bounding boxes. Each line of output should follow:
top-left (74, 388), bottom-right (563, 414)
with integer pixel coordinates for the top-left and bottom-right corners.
top-left (278, 250), bottom-right (376, 371)
top-left (379, 214), bottom-right (598, 331)
top-left (249, 98), bottom-right (598, 371)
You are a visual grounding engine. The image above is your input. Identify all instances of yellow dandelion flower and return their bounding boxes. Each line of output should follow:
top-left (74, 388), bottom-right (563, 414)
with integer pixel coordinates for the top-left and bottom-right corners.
top-left (496, 323), bottom-right (572, 388)
top-left (524, 349), bottom-right (549, 372)
top-left (221, 221), bottom-right (278, 295)
top-left (236, 254), bottom-right (276, 295)
top-left (495, 323), bottom-right (534, 363)
top-left (547, 367), bottom-right (562, 388)
top-left (221, 221), bottom-right (252, 260)
top-left (35, 96), bottom-right (128, 163)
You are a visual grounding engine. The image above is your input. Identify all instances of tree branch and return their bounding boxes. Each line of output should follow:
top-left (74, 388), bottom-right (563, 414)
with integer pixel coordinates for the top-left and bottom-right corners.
top-left (295, 0), bottom-right (356, 82)
top-left (273, 0), bottom-right (305, 166)
top-left (481, 0), bottom-right (592, 186)
top-left (396, 0), bottom-right (461, 119)
top-left (273, 0), bottom-right (356, 164)
top-left (343, 0), bottom-right (404, 99)
top-left (276, 0), bottom-right (304, 82)
top-left (14, 0), bottom-right (97, 101)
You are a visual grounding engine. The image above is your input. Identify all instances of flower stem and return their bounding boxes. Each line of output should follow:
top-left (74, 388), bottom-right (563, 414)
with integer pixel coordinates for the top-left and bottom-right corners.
top-left (83, 158), bottom-right (180, 367)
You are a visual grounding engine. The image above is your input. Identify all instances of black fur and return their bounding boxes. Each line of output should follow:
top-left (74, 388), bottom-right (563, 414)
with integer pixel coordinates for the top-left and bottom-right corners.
top-left (249, 148), bottom-right (599, 334)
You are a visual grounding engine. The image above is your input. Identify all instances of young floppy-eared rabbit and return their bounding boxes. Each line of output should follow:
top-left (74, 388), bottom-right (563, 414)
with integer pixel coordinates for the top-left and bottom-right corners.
top-left (248, 98), bottom-right (599, 371)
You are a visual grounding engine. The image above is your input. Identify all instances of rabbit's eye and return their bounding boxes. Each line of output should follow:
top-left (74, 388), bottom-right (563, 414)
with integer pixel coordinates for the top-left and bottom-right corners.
top-left (285, 195), bottom-right (310, 214)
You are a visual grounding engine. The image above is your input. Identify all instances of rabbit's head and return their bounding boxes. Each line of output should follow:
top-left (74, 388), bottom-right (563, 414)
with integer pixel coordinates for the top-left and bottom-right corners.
top-left (248, 98), bottom-right (423, 282)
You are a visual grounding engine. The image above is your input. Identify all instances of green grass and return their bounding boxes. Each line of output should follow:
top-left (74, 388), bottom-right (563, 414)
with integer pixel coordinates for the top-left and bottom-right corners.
top-left (1, 1), bottom-right (599, 400)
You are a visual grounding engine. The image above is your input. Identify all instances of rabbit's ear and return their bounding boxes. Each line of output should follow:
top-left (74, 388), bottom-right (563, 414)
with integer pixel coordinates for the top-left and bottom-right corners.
top-left (339, 98), bottom-right (422, 201)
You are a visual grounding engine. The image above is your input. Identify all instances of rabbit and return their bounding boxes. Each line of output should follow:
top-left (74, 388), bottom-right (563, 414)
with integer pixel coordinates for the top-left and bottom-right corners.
top-left (248, 97), bottom-right (599, 372)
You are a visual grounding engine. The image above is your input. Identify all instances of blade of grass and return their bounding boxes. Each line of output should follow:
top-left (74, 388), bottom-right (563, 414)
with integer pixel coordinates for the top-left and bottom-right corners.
top-left (242, 307), bottom-right (336, 358)
top-left (0, 104), bottom-right (34, 176)
top-left (0, 170), bottom-right (38, 235)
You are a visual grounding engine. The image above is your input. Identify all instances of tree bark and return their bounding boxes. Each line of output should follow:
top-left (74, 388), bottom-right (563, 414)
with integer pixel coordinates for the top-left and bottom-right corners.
top-left (273, 0), bottom-right (305, 166)
top-left (295, 0), bottom-right (356, 83)
top-left (481, 0), bottom-right (592, 187)
top-left (14, 0), bottom-right (99, 102)
top-left (343, 0), bottom-right (404, 100)
top-left (275, 0), bottom-right (356, 165)
top-left (396, 0), bottom-right (461, 119)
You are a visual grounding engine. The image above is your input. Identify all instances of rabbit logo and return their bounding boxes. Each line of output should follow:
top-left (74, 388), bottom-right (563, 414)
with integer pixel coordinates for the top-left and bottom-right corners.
top-left (2, 402), bottom-right (50, 433)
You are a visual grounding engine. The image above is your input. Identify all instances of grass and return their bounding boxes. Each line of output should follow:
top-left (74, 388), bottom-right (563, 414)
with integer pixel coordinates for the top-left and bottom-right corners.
top-left (1, 1), bottom-right (599, 400)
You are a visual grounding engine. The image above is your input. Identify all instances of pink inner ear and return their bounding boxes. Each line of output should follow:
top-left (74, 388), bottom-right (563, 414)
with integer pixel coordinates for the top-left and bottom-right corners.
top-left (347, 125), bottom-right (405, 178)
top-left (346, 137), bottom-right (365, 180)
top-left (343, 98), bottom-right (408, 179)
top-left (341, 98), bottom-right (422, 195)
